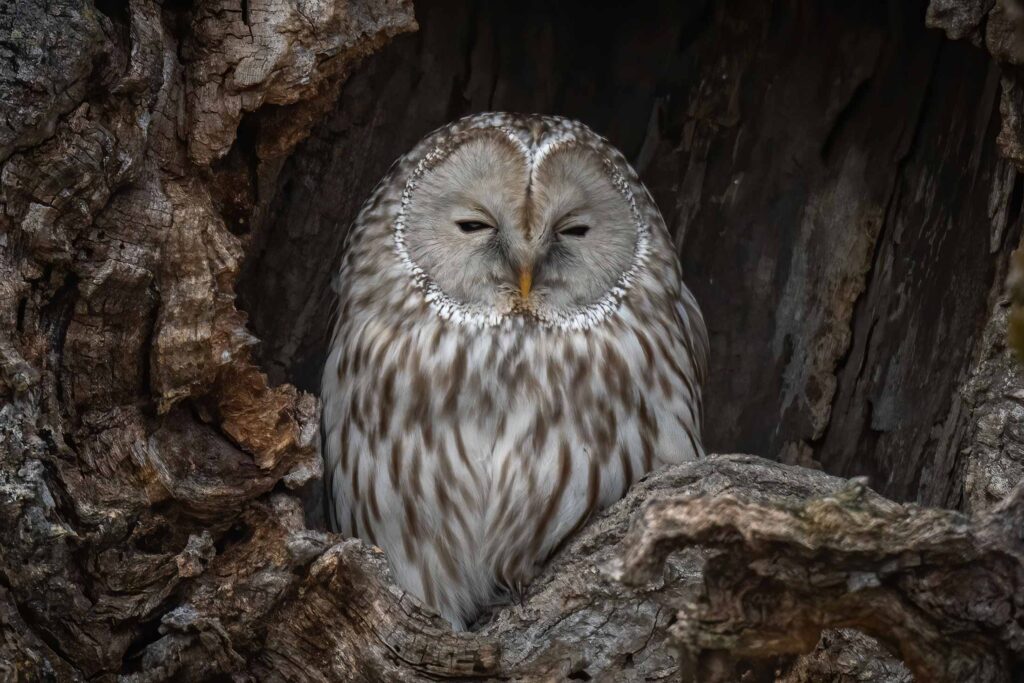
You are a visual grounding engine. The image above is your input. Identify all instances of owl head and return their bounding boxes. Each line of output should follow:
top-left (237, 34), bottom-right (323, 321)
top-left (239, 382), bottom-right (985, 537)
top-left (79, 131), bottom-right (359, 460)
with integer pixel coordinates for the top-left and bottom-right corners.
top-left (393, 113), bottom-right (659, 329)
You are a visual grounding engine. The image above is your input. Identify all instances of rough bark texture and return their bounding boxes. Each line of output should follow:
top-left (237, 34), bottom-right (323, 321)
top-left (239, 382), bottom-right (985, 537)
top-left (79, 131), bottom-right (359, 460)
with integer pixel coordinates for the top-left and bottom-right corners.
top-left (926, 0), bottom-right (1024, 514)
top-left (620, 459), bottom-right (1024, 682)
top-left (0, 0), bottom-right (417, 677)
top-left (2, 0), bottom-right (1024, 680)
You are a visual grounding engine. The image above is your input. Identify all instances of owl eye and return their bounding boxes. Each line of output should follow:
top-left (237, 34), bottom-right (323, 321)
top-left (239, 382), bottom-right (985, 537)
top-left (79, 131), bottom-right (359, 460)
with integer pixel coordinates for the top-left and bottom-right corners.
top-left (560, 224), bottom-right (591, 237)
top-left (457, 221), bottom-right (494, 233)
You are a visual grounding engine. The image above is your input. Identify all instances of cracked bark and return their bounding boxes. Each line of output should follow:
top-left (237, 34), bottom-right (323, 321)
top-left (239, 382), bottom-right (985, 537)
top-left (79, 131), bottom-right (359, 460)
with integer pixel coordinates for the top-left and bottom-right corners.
top-left (618, 458), bottom-right (1024, 682)
top-left (2, 0), bottom-right (1023, 680)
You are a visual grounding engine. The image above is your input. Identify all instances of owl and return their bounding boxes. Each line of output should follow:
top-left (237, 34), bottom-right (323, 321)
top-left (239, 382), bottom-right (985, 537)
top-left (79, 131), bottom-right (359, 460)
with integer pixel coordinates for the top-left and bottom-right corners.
top-left (321, 113), bottom-right (707, 629)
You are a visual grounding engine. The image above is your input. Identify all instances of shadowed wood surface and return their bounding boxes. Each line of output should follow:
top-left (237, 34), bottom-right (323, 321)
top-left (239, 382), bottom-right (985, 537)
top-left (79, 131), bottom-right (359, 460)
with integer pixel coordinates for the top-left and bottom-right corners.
top-left (239, 0), bottom-right (1023, 509)
top-left (620, 461), bottom-right (1024, 682)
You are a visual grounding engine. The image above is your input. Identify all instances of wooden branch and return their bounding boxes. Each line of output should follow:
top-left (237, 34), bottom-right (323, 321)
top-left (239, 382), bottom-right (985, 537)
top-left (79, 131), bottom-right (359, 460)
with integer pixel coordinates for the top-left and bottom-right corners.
top-left (98, 455), bottom-right (918, 681)
top-left (619, 469), bottom-right (1024, 682)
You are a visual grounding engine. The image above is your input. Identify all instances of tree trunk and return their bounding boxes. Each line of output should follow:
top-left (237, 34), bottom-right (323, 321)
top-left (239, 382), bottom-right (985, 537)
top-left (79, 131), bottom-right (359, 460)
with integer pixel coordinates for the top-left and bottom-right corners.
top-left (2, 0), bottom-right (1023, 680)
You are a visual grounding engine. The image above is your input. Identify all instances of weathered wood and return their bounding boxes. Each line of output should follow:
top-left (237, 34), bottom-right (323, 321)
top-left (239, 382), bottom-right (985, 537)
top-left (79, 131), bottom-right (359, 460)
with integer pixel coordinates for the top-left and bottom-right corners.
top-left (620, 463), bottom-right (1024, 682)
top-left (112, 456), bottom-right (916, 682)
top-left (0, 0), bottom-right (415, 677)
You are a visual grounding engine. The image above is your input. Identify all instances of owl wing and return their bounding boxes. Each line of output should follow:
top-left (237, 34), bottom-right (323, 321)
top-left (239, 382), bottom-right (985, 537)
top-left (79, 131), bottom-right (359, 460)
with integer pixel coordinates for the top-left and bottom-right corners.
top-left (677, 283), bottom-right (708, 391)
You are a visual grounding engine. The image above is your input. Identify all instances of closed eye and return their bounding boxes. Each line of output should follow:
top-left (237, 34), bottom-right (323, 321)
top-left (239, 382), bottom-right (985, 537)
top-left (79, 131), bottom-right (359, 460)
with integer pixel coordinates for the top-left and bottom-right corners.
top-left (560, 224), bottom-right (591, 237)
top-left (457, 220), bottom-right (494, 233)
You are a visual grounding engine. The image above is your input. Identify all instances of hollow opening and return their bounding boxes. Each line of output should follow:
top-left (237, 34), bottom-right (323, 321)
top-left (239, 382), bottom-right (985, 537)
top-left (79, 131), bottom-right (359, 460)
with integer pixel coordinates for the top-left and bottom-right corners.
top-left (237, 0), bottom-right (1018, 505)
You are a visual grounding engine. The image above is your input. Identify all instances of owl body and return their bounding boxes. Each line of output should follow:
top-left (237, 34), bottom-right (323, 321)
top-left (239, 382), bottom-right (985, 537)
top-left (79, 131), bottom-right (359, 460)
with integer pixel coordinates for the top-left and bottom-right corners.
top-left (322, 114), bottom-right (707, 629)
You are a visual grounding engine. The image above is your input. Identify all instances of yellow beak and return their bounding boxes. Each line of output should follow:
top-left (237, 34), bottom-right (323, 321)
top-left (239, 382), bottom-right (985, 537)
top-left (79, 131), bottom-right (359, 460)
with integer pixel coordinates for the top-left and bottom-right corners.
top-left (519, 267), bottom-right (533, 299)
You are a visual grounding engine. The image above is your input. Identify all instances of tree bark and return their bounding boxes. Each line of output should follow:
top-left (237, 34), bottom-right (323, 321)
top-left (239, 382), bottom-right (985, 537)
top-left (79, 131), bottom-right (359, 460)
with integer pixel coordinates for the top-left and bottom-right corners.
top-left (2, 0), bottom-right (1023, 680)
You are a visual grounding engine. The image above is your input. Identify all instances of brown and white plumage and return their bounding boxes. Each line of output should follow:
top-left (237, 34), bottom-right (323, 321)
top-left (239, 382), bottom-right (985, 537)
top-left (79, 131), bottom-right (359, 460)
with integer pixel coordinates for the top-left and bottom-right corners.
top-left (321, 113), bottom-right (707, 629)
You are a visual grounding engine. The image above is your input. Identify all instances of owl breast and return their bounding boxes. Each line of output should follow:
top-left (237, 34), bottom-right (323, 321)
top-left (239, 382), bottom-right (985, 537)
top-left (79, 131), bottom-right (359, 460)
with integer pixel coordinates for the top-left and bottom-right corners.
top-left (323, 288), bottom-right (703, 629)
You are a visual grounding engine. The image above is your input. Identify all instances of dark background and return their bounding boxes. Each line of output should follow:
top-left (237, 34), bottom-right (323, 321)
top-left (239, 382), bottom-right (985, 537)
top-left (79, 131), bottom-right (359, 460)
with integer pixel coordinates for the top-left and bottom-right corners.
top-left (238, 0), bottom-right (1021, 505)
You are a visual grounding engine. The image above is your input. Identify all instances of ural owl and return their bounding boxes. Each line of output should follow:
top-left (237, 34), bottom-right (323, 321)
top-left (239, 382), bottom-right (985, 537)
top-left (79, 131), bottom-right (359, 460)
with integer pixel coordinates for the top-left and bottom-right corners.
top-left (322, 113), bottom-right (707, 629)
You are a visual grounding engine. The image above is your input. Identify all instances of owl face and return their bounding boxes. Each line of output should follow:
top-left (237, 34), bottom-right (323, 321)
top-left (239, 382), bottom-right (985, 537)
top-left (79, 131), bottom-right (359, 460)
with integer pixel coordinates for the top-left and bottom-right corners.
top-left (396, 116), bottom-right (649, 327)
